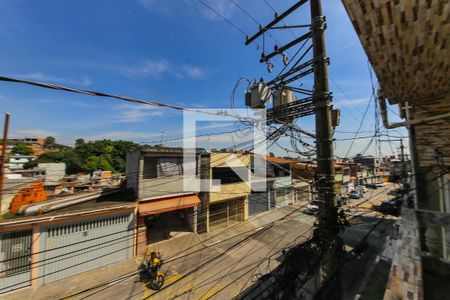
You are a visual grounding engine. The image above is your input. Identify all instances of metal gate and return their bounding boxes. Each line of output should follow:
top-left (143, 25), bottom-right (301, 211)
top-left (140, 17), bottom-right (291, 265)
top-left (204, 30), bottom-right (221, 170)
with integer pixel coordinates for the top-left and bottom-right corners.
top-left (0, 230), bottom-right (32, 293)
top-left (39, 213), bottom-right (133, 284)
top-left (248, 192), bottom-right (269, 216)
top-left (209, 198), bottom-right (244, 231)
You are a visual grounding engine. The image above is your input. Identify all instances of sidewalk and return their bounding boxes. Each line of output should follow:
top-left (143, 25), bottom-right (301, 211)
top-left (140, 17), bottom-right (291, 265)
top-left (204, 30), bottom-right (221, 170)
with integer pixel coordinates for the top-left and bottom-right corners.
top-left (0, 258), bottom-right (140, 300)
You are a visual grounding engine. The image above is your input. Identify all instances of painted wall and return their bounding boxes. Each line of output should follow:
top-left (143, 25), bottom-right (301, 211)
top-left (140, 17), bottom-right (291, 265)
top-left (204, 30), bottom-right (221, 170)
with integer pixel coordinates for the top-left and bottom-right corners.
top-left (125, 150), bottom-right (141, 196)
top-left (209, 152), bottom-right (251, 204)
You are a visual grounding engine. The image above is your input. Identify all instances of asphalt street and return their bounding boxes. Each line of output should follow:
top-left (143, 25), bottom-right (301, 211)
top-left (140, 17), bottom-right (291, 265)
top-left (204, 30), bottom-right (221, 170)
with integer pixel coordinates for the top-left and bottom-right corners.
top-left (77, 206), bottom-right (315, 300)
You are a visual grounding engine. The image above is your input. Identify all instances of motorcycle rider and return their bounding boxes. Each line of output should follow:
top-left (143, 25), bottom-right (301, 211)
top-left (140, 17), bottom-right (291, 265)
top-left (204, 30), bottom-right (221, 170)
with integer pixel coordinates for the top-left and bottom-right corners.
top-left (147, 250), bottom-right (162, 276)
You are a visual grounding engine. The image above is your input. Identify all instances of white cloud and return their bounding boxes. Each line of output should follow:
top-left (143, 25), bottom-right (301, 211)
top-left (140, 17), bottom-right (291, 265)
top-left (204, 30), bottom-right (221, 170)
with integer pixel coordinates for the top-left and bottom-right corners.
top-left (196, 0), bottom-right (235, 20)
top-left (179, 64), bottom-right (207, 79)
top-left (112, 104), bottom-right (164, 123)
top-left (12, 129), bottom-right (59, 138)
top-left (12, 72), bottom-right (92, 86)
top-left (136, 0), bottom-right (235, 21)
top-left (335, 98), bottom-right (370, 107)
top-left (116, 59), bottom-right (207, 80)
top-left (85, 130), bottom-right (161, 141)
top-left (120, 59), bottom-right (170, 79)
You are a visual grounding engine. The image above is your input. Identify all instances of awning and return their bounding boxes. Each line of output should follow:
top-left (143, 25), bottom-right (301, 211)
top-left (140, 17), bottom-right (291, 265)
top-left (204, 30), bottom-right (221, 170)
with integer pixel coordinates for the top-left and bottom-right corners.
top-left (138, 194), bottom-right (200, 216)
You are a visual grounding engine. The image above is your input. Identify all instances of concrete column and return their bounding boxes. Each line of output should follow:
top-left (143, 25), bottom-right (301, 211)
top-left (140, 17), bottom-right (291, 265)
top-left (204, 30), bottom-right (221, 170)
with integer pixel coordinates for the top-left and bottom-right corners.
top-left (243, 196), bottom-right (249, 220)
top-left (30, 224), bottom-right (40, 287)
top-left (206, 204), bottom-right (210, 233)
top-left (192, 207), bottom-right (198, 233)
top-left (132, 206), bottom-right (138, 258)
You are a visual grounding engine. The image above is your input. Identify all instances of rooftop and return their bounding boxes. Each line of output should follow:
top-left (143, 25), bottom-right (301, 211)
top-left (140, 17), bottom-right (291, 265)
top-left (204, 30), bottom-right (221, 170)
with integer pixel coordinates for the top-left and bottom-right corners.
top-left (0, 189), bottom-right (136, 224)
top-left (138, 145), bottom-right (206, 154)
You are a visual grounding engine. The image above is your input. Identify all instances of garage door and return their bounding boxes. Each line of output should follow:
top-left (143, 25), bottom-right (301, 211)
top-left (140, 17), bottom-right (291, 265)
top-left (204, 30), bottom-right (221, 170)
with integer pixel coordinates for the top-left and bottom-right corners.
top-left (209, 198), bottom-right (244, 231)
top-left (0, 230), bottom-right (32, 293)
top-left (39, 213), bottom-right (133, 284)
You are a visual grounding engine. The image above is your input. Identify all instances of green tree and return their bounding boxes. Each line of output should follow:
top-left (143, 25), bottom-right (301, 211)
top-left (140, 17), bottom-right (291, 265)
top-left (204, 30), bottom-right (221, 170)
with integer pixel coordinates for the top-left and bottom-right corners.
top-left (98, 156), bottom-right (113, 171)
top-left (85, 156), bottom-right (100, 173)
top-left (12, 143), bottom-right (33, 155)
top-left (44, 136), bottom-right (56, 148)
top-left (75, 138), bottom-right (85, 147)
top-left (25, 138), bottom-right (138, 174)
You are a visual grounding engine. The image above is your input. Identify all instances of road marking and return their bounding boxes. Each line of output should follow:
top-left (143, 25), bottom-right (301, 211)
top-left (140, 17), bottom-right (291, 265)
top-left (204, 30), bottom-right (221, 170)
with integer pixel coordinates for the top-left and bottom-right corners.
top-left (205, 240), bottom-right (222, 247)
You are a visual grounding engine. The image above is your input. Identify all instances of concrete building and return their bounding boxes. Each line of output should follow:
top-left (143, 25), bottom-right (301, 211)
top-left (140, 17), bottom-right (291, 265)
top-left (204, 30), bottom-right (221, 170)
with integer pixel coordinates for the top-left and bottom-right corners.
top-left (248, 156), bottom-right (302, 216)
top-left (126, 146), bottom-right (203, 254)
top-left (8, 154), bottom-right (36, 170)
top-left (126, 147), bottom-right (301, 252)
top-left (38, 163), bottom-right (66, 184)
top-left (22, 138), bottom-right (45, 156)
top-left (353, 154), bottom-right (381, 170)
top-left (0, 190), bottom-right (136, 294)
top-left (343, 1), bottom-right (450, 298)
top-left (205, 152), bottom-right (251, 232)
top-left (353, 154), bottom-right (384, 184)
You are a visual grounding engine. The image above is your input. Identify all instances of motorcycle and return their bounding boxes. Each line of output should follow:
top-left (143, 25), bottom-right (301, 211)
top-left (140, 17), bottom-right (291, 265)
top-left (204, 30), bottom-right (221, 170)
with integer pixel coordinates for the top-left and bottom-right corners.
top-left (143, 252), bottom-right (165, 290)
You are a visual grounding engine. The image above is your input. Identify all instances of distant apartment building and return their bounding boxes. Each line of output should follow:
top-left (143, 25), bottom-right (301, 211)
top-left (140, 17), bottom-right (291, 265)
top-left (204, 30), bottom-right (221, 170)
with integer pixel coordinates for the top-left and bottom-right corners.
top-left (353, 154), bottom-right (384, 185)
top-left (8, 154), bottom-right (36, 170)
top-left (22, 137), bottom-right (45, 156)
top-left (7, 137), bottom-right (45, 156)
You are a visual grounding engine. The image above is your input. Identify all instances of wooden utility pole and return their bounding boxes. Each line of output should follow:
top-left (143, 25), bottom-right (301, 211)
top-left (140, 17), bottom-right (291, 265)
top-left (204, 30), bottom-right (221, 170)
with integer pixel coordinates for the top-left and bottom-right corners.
top-left (0, 113), bottom-right (11, 216)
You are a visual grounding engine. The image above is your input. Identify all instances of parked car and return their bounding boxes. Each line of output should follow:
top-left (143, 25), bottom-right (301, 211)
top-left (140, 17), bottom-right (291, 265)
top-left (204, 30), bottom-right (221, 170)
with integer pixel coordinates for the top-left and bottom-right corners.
top-left (304, 204), bottom-right (319, 215)
top-left (304, 200), bottom-right (320, 215)
top-left (364, 183), bottom-right (377, 189)
top-left (373, 198), bottom-right (401, 216)
top-left (349, 190), bottom-right (362, 199)
top-left (375, 183), bottom-right (384, 188)
top-left (356, 185), bottom-right (368, 194)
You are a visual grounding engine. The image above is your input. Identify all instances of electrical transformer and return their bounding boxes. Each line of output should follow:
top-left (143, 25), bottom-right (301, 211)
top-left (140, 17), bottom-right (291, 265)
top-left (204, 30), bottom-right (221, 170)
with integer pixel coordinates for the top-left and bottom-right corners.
top-left (245, 82), bottom-right (272, 108)
top-left (273, 88), bottom-right (294, 109)
top-left (272, 88), bottom-right (295, 124)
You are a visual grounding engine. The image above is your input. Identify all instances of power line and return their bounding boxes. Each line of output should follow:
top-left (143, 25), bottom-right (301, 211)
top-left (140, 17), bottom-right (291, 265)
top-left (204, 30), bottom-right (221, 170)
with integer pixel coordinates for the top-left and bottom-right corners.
top-left (229, 0), bottom-right (285, 52)
top-left (262, 0), bottom-right (298, 38)
top-left (0, 76), bottom-right (255, 122)
top-left (196, 0), bottom-right (247, 36)
top-left (343, 95), bottom-right (374, 158)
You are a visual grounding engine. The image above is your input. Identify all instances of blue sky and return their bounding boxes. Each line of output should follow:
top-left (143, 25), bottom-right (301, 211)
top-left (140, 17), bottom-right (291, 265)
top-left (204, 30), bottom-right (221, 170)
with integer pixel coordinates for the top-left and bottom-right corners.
top-left (0, 0), bottom-right (406, 158)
